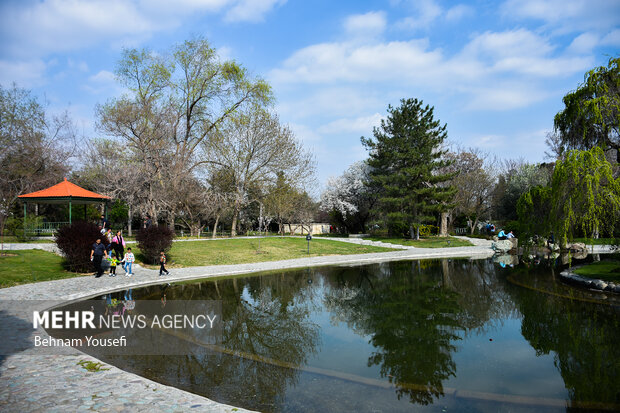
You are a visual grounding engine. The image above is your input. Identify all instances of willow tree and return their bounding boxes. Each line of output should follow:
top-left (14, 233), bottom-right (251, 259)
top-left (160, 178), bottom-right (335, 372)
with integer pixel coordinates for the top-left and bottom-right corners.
top-left (549, 147), bottom-right (620, 246)
top-left (554, 57), bottom-right (619, 160)
top-left (361, 98), bottom-right (455, 239)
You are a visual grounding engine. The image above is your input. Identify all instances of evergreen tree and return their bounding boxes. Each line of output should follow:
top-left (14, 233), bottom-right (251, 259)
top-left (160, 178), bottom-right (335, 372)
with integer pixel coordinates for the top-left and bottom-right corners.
top-left (361, 98), bottom-right (455, 239)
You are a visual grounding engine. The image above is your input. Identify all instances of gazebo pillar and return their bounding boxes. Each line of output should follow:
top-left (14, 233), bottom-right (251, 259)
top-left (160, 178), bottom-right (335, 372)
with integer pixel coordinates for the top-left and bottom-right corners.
top-left (69, 198), bottom-right (72, 224)
top-left (23, 202), bottom-right (27, 233)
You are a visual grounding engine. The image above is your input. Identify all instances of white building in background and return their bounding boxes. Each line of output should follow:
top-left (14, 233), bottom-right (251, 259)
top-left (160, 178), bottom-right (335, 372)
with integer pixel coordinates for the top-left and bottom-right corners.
top-left (282, 223), bottom-right (331, 235)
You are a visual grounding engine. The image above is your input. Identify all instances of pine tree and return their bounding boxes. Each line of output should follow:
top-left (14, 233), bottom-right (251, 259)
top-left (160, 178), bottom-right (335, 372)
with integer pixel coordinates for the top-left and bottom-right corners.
top-left (361, 98), bottom-right (456, 239)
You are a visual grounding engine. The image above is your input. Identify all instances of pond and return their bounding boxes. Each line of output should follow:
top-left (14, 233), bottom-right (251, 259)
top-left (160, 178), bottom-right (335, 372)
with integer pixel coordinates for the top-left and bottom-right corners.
top-left (53, 255), bottom-right (620, 412)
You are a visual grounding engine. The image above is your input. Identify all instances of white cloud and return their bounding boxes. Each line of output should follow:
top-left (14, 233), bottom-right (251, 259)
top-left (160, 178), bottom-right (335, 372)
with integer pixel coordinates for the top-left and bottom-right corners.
top-left (67, 59), bottom-right (89, 72)
top-left (0, 0), bottom-right (161, 59)
top-left (82, 70), bottom-right (123, 95)
top-left (502, 0), bottom-right (620, 32)
top-left (601, 29), bottom-right (620, 46)
top-left (464, 85), bottom-right (550, 111)
top-left (275, 88), bottom-right (383, 120)
top-left (445, 4), bottom-right (474, 21)
top-left (270, 39), bottom-right (443, 85)
top-left (463, 29), bottom-right (554, 59)
top-left (318, 113), bottom-right (383, 134)
top-left (344, 11), bottom-right (387, 39)
top-left (567, 32), bottom-right (600, 54)
top-left (396, 0), bottom-right (442, 30)
top-left (288, 122), bottom-right (323, 145)
top-left (459, 29), bottom-right (593, 77)
top-left (0, 0), bottom-right (284, 60)
top-left (89, 70), bottom-right (116, 83)
top-left (224, 0), bottom-right (286, 23)
top-left (0, 59), bottom-right (48, 88)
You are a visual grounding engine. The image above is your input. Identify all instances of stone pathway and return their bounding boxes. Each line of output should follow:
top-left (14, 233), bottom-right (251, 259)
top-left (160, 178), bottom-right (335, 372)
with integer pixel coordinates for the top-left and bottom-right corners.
top-left (1, 238), bottom-right (495, 412)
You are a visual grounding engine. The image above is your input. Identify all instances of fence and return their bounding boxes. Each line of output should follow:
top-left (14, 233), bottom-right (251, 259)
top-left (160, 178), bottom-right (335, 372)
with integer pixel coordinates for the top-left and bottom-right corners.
top-left (454, 227), bottom-right (469, 235)
top-left (25, 221), bottom-right (69, 236)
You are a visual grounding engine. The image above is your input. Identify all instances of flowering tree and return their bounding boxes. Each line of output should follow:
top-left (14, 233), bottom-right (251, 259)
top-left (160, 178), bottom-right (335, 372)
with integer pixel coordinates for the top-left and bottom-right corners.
top-left (320, 161), bottom-right (377, 233)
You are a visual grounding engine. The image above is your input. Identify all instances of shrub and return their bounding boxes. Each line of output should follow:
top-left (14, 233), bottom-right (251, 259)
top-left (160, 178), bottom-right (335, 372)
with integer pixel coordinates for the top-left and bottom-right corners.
top-left (4, 216), bottom-right (44, 241)
top-left (55, 221), bottom-right (103, 272)
top-left (136, 224), bottom-right (174, 264)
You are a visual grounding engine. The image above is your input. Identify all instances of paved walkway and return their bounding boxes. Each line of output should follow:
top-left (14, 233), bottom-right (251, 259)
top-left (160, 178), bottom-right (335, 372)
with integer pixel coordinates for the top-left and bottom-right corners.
top-left (1, 239), bottom-right (496, 412)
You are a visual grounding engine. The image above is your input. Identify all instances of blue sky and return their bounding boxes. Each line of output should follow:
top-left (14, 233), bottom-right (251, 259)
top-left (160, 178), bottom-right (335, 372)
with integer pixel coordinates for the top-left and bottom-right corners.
top-left (1, 0), bottom-right (619, 191)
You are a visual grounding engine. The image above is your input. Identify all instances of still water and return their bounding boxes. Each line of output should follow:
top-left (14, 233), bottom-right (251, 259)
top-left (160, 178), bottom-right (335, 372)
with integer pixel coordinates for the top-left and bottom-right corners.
top-left (75, 256), bottom-right (620, 412)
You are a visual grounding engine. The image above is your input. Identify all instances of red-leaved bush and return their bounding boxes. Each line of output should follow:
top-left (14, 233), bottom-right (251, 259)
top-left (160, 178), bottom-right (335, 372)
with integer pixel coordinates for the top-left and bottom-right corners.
top-left (136, 224), bottom-right (174, 264)
top-left (55, 221), bottom-right (103, 272)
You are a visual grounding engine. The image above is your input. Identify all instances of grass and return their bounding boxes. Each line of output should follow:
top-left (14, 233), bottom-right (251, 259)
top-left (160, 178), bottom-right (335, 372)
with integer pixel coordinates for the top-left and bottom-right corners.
top-left (364, 236), bottom-right (474, 248)
top-left (573, 237), bottom-right (619, 245)
top-left (1, 236), bottom-right (53, 243)
top-left (135, 237), bottom-right (392, 267)
top-left (573, 260), bottom-right (620, 283)
top-left (0, 249), bottom-right (88, 288)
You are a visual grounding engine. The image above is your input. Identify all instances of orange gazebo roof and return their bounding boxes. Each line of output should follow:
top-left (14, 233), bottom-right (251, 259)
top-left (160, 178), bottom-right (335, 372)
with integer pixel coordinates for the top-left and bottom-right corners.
top-left (18, 178), bottom-right (111, 202)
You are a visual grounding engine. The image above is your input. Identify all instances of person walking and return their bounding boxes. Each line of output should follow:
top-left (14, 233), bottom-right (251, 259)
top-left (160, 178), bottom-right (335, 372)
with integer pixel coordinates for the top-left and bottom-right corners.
top-left (112, 230), bottom-right (126, 264)
top-left (159, 250), bottom-right (170, 276)
top-left (90, 238), bottom-right (108, 278)
top-left (123, 248), bottom-right (135, 276)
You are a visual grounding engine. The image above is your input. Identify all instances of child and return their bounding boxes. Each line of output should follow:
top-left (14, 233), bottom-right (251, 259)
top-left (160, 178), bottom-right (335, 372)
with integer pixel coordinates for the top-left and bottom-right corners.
top-left (123, 248), bottom-right (135, 277)
top-left (107, 252), bottom-right (118, 277)
top-left (159, 250), bottom-right (170, 276)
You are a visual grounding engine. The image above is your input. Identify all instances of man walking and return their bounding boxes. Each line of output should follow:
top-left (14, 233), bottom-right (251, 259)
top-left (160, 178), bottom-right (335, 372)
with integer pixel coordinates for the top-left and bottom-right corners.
top-left (90, 238), bottom-right (108, 278)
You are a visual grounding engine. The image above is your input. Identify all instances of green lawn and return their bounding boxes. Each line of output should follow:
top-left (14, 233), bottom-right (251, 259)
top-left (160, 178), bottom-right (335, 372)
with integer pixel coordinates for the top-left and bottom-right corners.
top-left (136, 237), bottom-right (392, 267)
top-left (573, 237), bottom-right (619, 245)
top-left (1, 236), bottom-right (53, 243)
top-left (364, 236), bottom-right (473, 248)
top-left (0, 249), bottom-right (88, 288)
top-left (573, 260), bottom-right (620, 283)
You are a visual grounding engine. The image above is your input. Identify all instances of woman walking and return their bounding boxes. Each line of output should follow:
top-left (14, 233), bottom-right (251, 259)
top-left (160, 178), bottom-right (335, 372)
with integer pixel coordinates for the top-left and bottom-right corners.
top-left (112, 230), bottom-right (126, 265)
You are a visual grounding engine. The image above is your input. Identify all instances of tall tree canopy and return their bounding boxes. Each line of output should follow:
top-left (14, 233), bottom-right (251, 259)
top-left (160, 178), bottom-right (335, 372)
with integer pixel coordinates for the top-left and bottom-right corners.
top-left (97, 37), bottom-right (272, 223)
top-left (361, 98), bottom-right (455, 239)
top-left (554, 57), bottom-right (619, 160)
top-left (0, 84), bottom-right (74, 237)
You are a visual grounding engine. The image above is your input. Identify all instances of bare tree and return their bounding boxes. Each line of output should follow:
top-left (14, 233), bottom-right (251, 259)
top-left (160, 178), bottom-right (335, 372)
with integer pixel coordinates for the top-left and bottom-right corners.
top-left (0, 84), bottom-right (75, 244)
top-left (444, 148), bottom-right (496, 234)
top-left (96, 37), bottom-right (272, 225)
top-left (203, 108), bottom-right (315, 236)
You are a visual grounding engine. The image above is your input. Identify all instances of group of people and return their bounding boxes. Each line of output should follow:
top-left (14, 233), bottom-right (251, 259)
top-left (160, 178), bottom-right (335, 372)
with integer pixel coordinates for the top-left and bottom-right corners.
top-left (485, 223), bottom-right (515, 240)
top-left (90, 215), bottom-right (169, 278)
top-left (497, 229), bottom-right (515, 240)
top-left (90, 220), bottom-right (135, 278)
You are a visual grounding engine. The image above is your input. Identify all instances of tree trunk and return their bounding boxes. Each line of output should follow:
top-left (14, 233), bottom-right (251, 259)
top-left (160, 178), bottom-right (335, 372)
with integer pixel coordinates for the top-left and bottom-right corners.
top-left (231, 211), bottom-right (238, 237)
top-left (409, 225), bottom-right (415, 240)
top-left (127, 204), bottom-right (132, 236)
top-left (439, 212), bottom-right (449, 237)
top-left (212, 214), bottom-right (220, 239)
top-left (168, 214), bottom-right (175, 232)
top-left (470, 216), bottom-right (479, 236)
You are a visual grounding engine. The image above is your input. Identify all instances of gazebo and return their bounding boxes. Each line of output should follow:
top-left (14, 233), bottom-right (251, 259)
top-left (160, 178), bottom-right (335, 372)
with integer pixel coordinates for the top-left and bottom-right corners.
top-left (18, 178), bottom-right (111, 233)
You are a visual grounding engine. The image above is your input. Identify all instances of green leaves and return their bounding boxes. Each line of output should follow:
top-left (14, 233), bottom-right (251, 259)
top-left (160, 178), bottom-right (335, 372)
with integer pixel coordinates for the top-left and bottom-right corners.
top-left (361, 98), bottom-right (455, 238)
top-left (554, 57), bottom-right (619, 154)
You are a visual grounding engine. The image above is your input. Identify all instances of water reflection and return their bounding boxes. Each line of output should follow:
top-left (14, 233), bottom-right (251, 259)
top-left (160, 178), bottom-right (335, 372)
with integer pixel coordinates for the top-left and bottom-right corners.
top-left (505, 265), bottom-right (620, 409)
top-left (55, 256), bottom-right (620, 412)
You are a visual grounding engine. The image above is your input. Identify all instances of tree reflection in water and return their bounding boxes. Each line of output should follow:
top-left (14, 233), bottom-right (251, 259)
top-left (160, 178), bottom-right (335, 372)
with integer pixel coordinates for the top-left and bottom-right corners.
top-left (76, 256), bottom-right (620, 412)
top-left (505, 267), bottom-right (620, 408)
top-left (323, 261), bottom-right (466, 405)
top-left (101, 272), bottom-right (322, 411)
